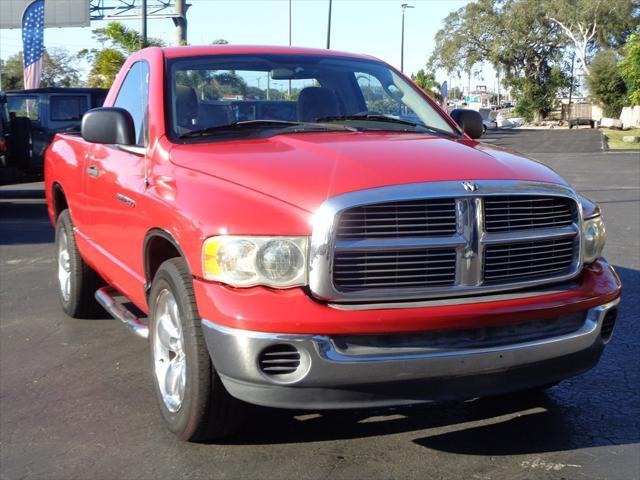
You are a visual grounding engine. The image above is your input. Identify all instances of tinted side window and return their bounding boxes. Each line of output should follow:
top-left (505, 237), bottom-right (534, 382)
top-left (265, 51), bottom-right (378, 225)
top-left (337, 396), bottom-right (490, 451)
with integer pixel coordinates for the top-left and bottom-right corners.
top-left (113, 61), bottom-right (149, 145)
top-left (8, 96), bottom-right (40, 121)
top-left (50, 95), bottom-right (88, 121)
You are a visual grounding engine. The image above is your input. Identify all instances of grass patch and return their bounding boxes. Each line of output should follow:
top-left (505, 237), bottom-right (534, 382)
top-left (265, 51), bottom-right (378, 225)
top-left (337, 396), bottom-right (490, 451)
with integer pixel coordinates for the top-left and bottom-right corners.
top-left (603, 128), bottom-right (640, 150)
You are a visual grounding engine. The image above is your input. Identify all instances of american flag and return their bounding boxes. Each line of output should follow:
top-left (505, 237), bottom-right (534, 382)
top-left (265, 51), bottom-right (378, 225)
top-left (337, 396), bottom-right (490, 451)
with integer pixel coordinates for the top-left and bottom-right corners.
top-left (22, 0), bottom-right (45, 90)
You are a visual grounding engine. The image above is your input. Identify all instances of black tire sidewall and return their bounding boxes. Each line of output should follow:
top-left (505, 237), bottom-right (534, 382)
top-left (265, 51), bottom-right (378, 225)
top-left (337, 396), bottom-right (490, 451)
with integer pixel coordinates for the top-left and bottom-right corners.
top-left (55, 211), bottom-right (81, 315)
top-left (148, 259), bottom-right (211, 439)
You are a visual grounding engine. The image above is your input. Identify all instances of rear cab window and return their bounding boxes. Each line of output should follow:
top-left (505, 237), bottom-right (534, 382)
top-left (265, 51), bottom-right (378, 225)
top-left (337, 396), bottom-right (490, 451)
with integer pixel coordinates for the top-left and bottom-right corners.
top-left (49, 95), bottom-right (89, 121)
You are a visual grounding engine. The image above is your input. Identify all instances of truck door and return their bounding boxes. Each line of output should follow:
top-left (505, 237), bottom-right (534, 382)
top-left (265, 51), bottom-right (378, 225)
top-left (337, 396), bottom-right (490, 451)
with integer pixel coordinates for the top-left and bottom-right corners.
top-left (83, 61), bottom-right (150, 297)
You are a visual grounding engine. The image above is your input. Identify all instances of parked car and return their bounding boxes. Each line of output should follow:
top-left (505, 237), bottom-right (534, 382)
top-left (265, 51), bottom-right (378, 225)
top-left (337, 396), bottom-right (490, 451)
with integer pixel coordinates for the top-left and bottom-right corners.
top-left (0, 92), bottom-right (10, 169)
top-left (6, 87), bottom-right (107, 176)
top-left (568, 117), bottom-right (596, 129)
top-left (45, 45), bottom-right (620, 441)
top-left (482, 118), bottom-right (497, 133)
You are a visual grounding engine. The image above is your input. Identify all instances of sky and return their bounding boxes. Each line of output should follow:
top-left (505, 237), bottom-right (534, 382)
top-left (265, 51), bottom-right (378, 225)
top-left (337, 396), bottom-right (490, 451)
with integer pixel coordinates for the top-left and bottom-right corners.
top-left (0, 0), bottom-right (499, 92)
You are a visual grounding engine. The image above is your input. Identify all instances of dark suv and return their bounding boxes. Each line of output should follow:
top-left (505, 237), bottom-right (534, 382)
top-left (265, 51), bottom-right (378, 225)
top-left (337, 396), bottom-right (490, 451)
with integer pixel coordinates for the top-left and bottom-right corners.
top-left (6, 88), bottom-right (107, 175)
top-left (0, 92), bottom-right (10, 169)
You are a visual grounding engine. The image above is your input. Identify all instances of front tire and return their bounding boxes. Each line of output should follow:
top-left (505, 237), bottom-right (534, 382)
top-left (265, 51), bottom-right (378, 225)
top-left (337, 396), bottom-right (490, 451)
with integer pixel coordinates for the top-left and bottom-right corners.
top-left (55, 210), bottom-right (104, 318)
top-left (149, 258), bottom-right (245, 441)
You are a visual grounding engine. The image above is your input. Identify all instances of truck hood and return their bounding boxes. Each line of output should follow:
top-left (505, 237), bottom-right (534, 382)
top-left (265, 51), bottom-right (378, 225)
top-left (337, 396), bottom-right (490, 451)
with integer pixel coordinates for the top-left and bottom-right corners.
top-left (169, 132), bottom-right (567, 213)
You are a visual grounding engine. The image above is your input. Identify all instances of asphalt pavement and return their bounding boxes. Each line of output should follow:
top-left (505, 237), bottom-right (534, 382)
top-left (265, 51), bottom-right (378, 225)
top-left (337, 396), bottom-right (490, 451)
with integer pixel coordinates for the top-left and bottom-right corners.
top-left (1, 128), bottom-right (639, 480)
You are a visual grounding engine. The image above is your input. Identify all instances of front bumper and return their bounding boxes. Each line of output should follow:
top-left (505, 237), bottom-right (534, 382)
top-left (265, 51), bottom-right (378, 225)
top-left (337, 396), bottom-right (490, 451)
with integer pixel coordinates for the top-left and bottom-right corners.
top-left (202, 297), bottom-right (620, 409)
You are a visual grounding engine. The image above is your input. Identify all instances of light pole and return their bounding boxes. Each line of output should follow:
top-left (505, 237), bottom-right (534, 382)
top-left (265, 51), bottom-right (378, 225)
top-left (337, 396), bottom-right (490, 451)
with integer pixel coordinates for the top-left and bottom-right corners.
top-left (141, 0), bottom-right (147, 48)
top-left (289, 0), bottom-right (292, 46)
top-left (288, 0), bottom-right (292, 97)
top-left (326, 0), bottom-right (333, 49)
top-left (400, 3), bottom-right (414, 73)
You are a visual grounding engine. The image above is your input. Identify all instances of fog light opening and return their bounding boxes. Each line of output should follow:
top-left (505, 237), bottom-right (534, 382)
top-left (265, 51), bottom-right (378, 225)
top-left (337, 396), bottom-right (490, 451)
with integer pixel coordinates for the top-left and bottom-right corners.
top-left (600, 308), bottom-right (618, 343)
top-left (258, 344), bottom-right (302, 377)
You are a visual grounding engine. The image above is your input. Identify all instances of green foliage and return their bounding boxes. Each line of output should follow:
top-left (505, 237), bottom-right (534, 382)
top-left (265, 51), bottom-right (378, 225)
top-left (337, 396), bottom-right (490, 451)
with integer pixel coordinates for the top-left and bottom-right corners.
top-left (619, 31), bottom-right (640, 105)
top-left (429, 0), bottom-right (568, 121)
top-left (93, 22), bottom-right (164, 53)
top-left (0, 48), bottom-right (81, 90)
top-left (79, 22), bottom-right (164, 88)
top-left (449, 86), bottom-right (463, 100)
top-left (514, 66), bottom-right (569, 121)
top-left (586, 50), bottom-right (627, 117)
top-left (428, 0), bottom-right (639, 120)
top-left (545, 0), bottom-right (639, 52)
top-left (80, 49), bottom-right (127, 88)
top-left (176, 70), bottom-right (249, 101)
top-left (411, 70), bottom-right (442, 101)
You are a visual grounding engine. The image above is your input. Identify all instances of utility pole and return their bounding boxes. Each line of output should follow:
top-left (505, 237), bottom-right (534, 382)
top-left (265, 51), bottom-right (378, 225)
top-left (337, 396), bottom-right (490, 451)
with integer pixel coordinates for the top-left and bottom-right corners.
top-left (289, 0), bottom-right (292, 46)
top-left (141, 0), bottom-right (147, 48)
top-left (497, 67), bottom-right (500, 107)
top-left (400, 3), bottom-right (414, 73)
top-left (288, 0), bottom-right (292, 97)
top-left (568, 53), bottom-right (575, 120)
top-left (326, 0), bottom-right (332, 49)
top-left (174, 0), bottom-right (187, 45)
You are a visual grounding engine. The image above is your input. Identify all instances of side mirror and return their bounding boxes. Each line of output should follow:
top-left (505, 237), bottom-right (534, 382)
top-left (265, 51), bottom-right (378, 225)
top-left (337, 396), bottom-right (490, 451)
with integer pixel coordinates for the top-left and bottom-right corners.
top-left (450, 109), bottom-right (483, 139)
top-left (81, 107), bottom-right (136, 145)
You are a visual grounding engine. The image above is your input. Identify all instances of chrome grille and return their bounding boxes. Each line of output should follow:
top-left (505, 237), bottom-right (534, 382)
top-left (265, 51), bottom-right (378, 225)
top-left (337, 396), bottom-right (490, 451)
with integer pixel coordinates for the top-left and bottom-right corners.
top-left (309, 181), bottom-right (582, 303)
top-left (336, 199), bottom-right (456, 239)
top-left (484, 195), bottom-right (575, 232)
top-left (484, 238), bottom-right (576, 283)
top-left (333, 248), bottom-right (456, 290)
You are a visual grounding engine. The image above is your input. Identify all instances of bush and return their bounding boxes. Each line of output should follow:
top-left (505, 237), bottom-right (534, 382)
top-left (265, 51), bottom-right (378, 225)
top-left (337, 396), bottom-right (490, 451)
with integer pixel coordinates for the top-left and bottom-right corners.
top-left (619, 32), bottom-right (640, 106)
top-left (586, 50), bottom-right (627, 117)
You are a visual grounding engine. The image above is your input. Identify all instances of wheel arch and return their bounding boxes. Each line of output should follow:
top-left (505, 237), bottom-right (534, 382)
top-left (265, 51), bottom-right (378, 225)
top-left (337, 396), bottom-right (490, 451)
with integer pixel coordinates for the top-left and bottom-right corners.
top-left (51, 182), bottom-right (69, 220)
top-left (143, 228), bottom-right (190, 297)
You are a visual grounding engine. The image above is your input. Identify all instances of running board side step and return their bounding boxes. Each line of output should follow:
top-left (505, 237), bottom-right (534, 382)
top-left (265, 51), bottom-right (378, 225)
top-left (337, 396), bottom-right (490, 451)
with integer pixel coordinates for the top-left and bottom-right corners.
top-left (95, 287), bottom-right (149, 339)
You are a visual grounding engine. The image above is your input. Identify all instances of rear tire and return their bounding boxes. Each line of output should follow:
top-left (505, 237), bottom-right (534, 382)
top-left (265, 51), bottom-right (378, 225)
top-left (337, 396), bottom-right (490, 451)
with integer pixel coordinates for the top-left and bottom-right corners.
top-left (149, 258), bottom-right (246, 441)
top-left (55, 210), bottom-right (104, 318)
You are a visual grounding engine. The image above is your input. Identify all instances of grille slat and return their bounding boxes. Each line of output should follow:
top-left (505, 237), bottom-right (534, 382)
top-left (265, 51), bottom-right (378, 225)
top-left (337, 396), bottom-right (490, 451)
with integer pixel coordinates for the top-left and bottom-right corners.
top-left (333, 248), bottom-right (456, 291)
top-left (336, 198), bottom-right (456, 240)
top-left (484, 238), bottom-right (575, 283)
top-left (484, 195), bottom-right (575, 233)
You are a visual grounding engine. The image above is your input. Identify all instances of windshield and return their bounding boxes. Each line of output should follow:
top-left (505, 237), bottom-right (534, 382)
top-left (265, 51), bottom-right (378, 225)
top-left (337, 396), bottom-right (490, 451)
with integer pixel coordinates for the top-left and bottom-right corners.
top-left (167, 54), bottom-right (457, 140)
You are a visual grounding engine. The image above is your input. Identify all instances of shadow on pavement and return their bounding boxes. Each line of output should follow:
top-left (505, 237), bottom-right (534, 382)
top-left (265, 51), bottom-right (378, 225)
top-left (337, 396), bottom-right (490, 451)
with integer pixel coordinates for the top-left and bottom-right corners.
top-left (0, 200), bottom-right (53, 245)
top-left (223, 266), bottom-right (638, 455)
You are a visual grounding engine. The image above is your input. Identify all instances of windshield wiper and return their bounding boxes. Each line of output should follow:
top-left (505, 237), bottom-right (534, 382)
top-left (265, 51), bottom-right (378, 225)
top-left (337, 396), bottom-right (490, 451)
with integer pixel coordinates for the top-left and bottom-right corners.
top-left (316, 114), bottom-right (460, 138)
top-left (179, 119), bottom-right (356, 139)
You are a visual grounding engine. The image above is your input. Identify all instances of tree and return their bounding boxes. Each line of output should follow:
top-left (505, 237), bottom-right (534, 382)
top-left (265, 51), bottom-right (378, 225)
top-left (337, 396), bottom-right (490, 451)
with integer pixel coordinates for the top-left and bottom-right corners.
top-left (449, 86), bottom-right (463, 101)
top-left (79, 22), bottom-right (164, 88)
top-left (546, 0), bottom-right (639, 77)
top-left (619, 31), bottom-right (640, 105)
top-left (585, 50), bottom-right (627, 116)
top-left (411, 70), bottom-right (442, 100)
top-left (0, 48), bottom-right (81, 90)
top-left (429, 0), bottom-right (568, 121)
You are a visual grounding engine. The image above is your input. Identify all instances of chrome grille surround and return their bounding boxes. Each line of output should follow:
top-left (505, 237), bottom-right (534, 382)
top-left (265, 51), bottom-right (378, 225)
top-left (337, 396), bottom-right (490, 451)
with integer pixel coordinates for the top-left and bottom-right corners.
top-left (309, 180), bottom-right (584, 303)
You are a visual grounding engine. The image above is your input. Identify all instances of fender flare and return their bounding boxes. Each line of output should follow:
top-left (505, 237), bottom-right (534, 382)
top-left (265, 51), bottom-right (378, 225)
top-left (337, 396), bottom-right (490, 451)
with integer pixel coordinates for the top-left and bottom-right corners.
top-left (142, 228), bottom-right (189, 293)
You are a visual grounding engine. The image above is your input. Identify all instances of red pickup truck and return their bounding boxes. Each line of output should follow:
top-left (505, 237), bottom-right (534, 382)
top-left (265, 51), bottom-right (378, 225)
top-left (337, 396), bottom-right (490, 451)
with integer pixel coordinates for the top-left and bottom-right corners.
top-left (45, 45), bottom-right (621, 441)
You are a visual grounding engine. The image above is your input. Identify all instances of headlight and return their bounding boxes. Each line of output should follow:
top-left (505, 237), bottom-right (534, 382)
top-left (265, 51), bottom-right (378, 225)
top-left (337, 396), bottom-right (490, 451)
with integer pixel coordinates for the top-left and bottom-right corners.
top-left (202, 236), bottom-right (308, 288)
top-left (582, 215), bottom-right (606, 264)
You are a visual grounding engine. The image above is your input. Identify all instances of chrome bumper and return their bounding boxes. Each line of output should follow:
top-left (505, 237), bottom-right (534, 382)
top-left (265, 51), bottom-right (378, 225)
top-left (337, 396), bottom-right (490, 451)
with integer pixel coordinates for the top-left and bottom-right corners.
top-left (201, 298), bottom-right (619, 409)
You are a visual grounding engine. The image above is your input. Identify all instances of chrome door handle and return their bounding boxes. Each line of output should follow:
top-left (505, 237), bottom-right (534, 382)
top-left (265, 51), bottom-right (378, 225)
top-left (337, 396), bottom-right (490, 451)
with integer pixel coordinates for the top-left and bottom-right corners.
top-left (86, 165), bottom-right (100, 178)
